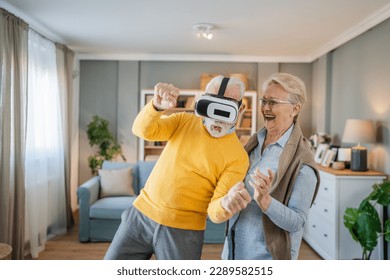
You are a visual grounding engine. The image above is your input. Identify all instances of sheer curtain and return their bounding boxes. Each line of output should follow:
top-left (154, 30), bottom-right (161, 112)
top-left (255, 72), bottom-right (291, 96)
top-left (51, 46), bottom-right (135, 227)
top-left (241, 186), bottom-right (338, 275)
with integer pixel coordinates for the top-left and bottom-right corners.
top-left (0, 8), bottom-right (28, 260)
top-left (25, 29), bottom-right (67, 258)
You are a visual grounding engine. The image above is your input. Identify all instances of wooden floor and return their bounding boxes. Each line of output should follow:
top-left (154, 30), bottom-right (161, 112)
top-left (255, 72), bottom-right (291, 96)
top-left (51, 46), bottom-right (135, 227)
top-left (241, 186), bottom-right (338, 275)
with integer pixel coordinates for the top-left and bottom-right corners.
top-left (31, 215), bottom-right (322, 260)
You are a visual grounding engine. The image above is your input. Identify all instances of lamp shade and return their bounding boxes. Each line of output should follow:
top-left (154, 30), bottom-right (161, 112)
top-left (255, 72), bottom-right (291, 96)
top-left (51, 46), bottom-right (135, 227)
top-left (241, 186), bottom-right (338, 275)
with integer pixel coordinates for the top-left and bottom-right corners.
top-left (342, 119), bottom-right (375, 145)
top-left (337, 148), bottom-right (351, 162)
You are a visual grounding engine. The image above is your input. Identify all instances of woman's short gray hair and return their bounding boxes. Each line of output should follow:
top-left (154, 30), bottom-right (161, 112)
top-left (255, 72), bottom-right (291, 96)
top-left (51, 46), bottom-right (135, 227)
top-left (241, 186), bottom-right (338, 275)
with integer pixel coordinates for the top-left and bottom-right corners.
top-left (262, 72), bottom-right (306, 106)
top-left (206, 75), bottom-right (245, 100)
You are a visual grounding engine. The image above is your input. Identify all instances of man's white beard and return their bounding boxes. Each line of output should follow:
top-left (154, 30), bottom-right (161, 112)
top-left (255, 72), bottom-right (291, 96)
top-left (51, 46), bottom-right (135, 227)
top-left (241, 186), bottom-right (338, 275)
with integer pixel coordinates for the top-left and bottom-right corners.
top-left (204, 118), bottom-right (233, 138)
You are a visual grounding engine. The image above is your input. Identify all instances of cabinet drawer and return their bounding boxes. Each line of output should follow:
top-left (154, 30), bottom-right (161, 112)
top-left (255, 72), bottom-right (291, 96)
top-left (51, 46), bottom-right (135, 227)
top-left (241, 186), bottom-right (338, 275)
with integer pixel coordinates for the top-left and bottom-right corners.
top-left (305, 217), bottom-right (336, 259)
top-left (317, 174), bottom-right (335, 199)
top-left (311, 195), bottom-right (335, 222)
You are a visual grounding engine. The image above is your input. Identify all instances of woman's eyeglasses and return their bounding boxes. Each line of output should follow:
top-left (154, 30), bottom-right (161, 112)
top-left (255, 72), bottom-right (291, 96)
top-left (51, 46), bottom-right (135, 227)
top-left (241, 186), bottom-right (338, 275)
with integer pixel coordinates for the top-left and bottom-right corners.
top-left (258, 98), bottom-right (292, 108)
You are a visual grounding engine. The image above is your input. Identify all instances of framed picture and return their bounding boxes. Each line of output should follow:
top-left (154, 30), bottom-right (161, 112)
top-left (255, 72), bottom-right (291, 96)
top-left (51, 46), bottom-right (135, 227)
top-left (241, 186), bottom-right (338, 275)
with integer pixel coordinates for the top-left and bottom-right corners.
top-left (321, 150), bottom-right (336, 167)
top-left (314, 143), bottom-right (329, 164)
top-left (331, 147), bottom-right (339, 159)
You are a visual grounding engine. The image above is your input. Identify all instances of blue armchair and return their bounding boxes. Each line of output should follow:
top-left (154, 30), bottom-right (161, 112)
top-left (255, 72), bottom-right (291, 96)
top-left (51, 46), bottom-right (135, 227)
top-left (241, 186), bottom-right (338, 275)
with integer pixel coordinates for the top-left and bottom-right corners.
top-left (77, 160), bottom-right (156, 242)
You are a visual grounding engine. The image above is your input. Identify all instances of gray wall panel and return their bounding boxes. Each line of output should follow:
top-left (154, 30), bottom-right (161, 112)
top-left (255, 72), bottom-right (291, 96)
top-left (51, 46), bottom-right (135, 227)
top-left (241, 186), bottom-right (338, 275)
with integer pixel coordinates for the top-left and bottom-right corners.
top-left (79, 60), bottom-right (118, 184)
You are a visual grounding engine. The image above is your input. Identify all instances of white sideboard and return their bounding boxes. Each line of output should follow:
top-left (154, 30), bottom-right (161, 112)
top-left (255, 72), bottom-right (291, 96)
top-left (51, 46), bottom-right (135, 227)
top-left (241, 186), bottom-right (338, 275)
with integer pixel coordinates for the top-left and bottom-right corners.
top-left (303, 166), bottom-right (387, 260)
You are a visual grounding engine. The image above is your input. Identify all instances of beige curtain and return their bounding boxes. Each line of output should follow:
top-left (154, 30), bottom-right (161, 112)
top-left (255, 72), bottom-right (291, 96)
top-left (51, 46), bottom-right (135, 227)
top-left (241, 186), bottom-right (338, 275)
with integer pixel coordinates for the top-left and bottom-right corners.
top-left (55, 43), bottom-right (76, 229)
top-left (0, 8), bottom-right (28, 260)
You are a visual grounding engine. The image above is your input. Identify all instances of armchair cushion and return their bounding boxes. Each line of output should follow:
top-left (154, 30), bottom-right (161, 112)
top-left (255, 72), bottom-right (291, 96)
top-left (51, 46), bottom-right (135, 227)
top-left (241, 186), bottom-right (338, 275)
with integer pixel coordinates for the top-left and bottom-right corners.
top-left (98, 167), bottom-right (135, 197)
top-left (102, 161), bottom-right (139, 194)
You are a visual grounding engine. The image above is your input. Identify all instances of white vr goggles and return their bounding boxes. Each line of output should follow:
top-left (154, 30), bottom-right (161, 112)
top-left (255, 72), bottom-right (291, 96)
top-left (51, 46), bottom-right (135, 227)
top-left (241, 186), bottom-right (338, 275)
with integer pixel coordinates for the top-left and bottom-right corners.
top-left (195, 77), bottom-right (241, 124)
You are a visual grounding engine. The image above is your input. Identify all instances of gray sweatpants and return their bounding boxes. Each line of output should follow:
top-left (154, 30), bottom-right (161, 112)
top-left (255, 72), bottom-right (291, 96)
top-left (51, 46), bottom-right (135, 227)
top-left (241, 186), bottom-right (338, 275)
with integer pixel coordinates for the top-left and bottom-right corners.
top-left (104, 206), bottom-right (205, 260)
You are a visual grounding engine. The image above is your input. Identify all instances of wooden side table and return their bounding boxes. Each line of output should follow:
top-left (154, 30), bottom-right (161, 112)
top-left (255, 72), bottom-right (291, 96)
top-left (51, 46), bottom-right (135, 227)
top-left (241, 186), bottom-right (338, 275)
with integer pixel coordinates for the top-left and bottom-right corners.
top-left (0, 243), bottom-right (12, 260)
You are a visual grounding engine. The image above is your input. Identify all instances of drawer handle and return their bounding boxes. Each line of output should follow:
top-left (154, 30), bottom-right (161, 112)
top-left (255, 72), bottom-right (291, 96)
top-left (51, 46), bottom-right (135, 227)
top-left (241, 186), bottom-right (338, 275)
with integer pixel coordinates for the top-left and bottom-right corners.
top-left (324, 234), bottom-right (328, 238)
top-left (312, 225), bottom-right (316, 228)
top-left (324, 209), bottom-right (328, 212)
top-left (324, 187), bottom-right (328, 191)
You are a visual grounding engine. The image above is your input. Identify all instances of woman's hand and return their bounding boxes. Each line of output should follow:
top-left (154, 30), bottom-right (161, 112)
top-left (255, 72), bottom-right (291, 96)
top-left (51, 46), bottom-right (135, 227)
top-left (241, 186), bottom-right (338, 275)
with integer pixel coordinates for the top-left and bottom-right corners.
top-left (249, 168), bottom-right (274, 211)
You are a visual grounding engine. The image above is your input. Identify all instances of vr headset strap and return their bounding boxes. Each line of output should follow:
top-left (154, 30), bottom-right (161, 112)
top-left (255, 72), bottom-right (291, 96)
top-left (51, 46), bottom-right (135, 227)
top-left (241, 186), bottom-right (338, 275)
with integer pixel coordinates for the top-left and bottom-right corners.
top-left (217, 77), bottom-right (242, 107)
top-left (217, 77), bottom-right (230, 97)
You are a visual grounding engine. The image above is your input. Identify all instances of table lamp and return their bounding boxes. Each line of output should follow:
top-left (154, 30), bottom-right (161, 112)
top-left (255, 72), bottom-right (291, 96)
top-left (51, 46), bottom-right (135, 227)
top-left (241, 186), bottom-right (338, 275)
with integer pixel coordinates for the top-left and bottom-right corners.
top-left (342, 119), bottom-right (375, 171)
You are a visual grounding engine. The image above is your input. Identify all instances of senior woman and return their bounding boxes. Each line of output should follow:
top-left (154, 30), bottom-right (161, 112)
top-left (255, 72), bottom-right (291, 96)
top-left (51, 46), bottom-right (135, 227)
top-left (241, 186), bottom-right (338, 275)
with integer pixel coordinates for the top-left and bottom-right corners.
top-left (221, 72), bottom-right (320, 260)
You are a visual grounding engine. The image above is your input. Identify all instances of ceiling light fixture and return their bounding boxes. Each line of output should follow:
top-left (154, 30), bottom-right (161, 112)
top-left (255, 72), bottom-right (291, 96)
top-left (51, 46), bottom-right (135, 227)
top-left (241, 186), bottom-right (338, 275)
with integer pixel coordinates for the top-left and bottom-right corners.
top-left (193, 23), bottom-right (214, 40)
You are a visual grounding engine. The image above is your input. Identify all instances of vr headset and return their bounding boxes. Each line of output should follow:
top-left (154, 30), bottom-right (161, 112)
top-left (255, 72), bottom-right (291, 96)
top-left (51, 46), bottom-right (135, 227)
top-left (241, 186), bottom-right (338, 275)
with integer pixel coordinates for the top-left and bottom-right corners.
top-left (195, 77), bottom-right (241, 124)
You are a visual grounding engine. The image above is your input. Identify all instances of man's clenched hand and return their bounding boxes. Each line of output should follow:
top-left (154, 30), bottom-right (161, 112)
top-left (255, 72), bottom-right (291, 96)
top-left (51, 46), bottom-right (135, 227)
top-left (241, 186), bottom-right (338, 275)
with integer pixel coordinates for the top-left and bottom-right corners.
top-left (153, 82), bottom-right (180, 111)
top-left (221, 182), bottom-right (251, 215)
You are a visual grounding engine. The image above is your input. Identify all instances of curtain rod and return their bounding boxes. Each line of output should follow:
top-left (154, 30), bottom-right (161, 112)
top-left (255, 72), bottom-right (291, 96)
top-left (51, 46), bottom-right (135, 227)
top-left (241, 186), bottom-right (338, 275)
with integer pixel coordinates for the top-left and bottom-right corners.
top-left (1, 5), bottom-right (67, 46)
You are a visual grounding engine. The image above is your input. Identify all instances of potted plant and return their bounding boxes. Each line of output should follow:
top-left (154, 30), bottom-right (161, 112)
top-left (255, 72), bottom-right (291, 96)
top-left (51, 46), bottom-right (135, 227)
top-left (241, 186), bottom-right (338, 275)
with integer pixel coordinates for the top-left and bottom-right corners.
top-left (344, 181), bottom-right (390, 259)
top-left (86, 115), bottom-right (126, 174)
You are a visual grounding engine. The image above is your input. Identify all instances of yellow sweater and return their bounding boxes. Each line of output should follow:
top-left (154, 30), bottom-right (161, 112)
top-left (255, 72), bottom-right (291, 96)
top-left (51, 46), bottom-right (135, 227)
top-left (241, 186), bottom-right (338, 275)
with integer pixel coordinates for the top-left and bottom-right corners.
top-left (132, 101), bottom-right (249, 230)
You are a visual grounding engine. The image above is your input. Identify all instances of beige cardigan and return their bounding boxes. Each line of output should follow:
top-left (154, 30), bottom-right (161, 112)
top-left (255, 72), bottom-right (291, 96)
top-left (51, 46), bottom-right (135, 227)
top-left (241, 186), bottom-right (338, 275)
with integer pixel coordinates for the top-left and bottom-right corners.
top-left (244, 124), bottom-right (320, 259)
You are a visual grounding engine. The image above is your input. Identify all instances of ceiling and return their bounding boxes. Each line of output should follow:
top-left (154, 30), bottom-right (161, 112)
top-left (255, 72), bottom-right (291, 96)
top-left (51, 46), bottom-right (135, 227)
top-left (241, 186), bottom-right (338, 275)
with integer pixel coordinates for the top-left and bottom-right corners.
top-left (2, 0), bottom-right (390, 62)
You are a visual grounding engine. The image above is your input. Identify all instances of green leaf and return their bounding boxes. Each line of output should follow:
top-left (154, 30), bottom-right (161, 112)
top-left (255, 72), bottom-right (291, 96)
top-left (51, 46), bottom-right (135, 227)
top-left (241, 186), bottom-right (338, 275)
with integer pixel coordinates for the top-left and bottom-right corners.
top-left (372, 182), bottom-right (390, 206)
top-left (355, 210), bottom-right (379, 251)
top-left (359, 202), bottom-right (381, 233)
top-left (344, 208), bottom-right (359, 242)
